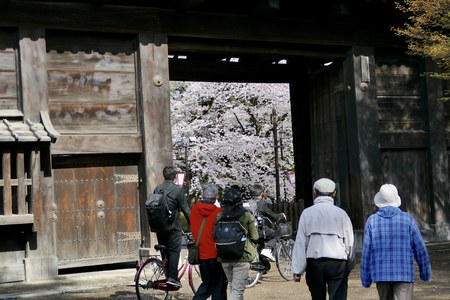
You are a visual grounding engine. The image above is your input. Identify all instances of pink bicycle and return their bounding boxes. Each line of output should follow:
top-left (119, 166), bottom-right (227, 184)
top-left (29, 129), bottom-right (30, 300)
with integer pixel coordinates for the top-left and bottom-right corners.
top-left (135, 232), bottom-right (201, 300)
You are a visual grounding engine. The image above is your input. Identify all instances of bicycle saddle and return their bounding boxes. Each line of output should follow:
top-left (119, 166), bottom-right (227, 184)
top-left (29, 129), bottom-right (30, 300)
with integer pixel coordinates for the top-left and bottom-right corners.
top-left (154, 244), bottom-right (167, 251)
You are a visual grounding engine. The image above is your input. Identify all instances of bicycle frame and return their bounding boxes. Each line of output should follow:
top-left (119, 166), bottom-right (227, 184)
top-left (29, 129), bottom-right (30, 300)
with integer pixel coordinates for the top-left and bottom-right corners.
top-left (134, 233), bottom-right (201, 300)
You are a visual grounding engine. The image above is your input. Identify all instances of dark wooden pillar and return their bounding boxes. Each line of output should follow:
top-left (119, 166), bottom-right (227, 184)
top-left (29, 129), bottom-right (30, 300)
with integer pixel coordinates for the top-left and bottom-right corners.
top-left (424, 59), bottom-right (450, 239)
top-left (289, 72), bottom-right (312, 208)
top-left (137, 34), bottom-right (172, 247)
top-left (343, 47), bottom-right (382, 230)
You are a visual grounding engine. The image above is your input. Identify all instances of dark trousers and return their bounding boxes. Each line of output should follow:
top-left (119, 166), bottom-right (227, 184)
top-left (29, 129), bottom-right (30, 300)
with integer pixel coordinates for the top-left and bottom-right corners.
top-left (376, 282), bottom-right (414, 300)
top-left (156, 230), bottom-right (182, 281)
top-left (305, 258), bottom-right (349, 300)
top-left (193, 258), bottom-right (228, 300)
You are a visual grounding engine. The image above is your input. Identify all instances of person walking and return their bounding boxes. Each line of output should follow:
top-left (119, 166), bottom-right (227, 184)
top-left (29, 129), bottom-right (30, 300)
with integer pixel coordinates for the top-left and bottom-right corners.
top-left (217, 187), bottom-right (259, 300)
top-left (360, 183), bottom-right (432, 300)
top-left (153, 165), bottom-right (191, 288)
top-left (191, 183), bottom-right (227, 300)
top-left (292, 177), bottom-right (355, 300)
top-left (244, 184), bottom-right (286, 261)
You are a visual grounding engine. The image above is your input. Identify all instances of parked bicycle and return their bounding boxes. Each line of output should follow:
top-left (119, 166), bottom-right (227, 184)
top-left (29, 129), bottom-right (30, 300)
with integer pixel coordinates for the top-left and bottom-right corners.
top-left (135, 232), bottom-right (201, 300)
top-left (246, 217), bottom-right (295, 287)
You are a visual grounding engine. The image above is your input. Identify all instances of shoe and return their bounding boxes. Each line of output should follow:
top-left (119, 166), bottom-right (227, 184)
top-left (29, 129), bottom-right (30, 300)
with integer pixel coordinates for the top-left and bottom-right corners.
top-left (166, 277), bottom-right (182, 288)
top-left (261, 248), bottom-right (275, 262)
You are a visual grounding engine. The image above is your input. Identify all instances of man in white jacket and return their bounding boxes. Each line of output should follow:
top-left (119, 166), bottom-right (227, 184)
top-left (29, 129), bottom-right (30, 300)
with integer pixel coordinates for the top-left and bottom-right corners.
top-left (292, 178), bottom-right (355, 300)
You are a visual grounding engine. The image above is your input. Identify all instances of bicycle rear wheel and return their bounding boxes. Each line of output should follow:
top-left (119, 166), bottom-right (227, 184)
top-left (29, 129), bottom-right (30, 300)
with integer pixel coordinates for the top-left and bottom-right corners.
top-left (188, 264), bottom-right (202, 294)
top-left (135, 258), bottom-right (169, 300)
top-left (275, 239), bottom-right (294, 281)
top-left (246, 263), bottom-right (262, 288)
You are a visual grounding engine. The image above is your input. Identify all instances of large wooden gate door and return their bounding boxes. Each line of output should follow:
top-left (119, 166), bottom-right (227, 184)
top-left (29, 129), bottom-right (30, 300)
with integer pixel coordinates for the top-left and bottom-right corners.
top-left (309, 63), bottom-right (351, 211)
top-left (53, 165), bottom-right (140, 268)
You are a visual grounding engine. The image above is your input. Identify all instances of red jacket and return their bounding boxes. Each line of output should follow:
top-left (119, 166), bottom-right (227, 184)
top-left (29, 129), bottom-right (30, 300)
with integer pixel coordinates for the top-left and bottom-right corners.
top-left (190, 201), bottom-right (222, 260)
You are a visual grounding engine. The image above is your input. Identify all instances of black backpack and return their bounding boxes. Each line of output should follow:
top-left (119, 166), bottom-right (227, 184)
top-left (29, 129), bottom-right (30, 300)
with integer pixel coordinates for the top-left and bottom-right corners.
top-left (145, 185), bottom-right (177, 233)
top-left (214, 216), bottom-right (247, 260)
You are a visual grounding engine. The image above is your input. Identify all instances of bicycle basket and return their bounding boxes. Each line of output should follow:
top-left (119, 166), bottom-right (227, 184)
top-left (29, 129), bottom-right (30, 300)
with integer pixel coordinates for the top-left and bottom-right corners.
top-left (277, 222), bottom-right (292, 237)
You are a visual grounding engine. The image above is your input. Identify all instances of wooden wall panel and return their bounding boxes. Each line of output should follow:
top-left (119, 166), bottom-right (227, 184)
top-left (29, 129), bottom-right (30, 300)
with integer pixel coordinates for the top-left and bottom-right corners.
top-left (310, 67), bottom-right (342, 180)
top-left (115, 166), bottom-right (139, 256)
top-left (0, 49), bottom-right (18, 110)
top-left (48, 103), bottom-right (137, 134)
top-left (445, 100), bottom-right (450, 133)
top-left (76, 167), bottom-right (97, 261)
top-left (46, 42), bottom-right (138, 135)
top-left (95, 167), bottom-right (118, 258)
top-left (380, 150), bottom-right (430, 228)
top-left (53, 169), bottom-right (78, 262)
top-left (375, 58), bottom-right (425, 131)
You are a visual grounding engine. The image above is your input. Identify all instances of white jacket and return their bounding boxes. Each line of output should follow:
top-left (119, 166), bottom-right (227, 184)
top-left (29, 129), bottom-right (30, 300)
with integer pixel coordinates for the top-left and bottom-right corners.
top-left (292, 196), bottom-right (355, 275)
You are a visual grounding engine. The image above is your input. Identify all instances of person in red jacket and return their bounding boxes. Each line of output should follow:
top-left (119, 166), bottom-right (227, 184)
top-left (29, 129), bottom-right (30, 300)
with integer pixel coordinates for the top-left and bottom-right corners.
top-left (191, 183), bottom-right (228, 300)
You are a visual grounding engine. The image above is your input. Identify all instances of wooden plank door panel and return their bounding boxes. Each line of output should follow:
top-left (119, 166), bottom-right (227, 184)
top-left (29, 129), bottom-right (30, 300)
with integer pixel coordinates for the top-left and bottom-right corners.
top-left (54, 165), bottom-right (139, 267)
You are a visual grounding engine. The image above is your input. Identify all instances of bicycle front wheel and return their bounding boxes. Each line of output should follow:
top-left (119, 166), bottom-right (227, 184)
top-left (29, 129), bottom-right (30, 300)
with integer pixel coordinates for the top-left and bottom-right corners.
top-left (276, 239), bottom-right (294, 281)
top-left (188, 264), bottom-right (202, 294)
top-left (135, 258), bottom-right (169, 300)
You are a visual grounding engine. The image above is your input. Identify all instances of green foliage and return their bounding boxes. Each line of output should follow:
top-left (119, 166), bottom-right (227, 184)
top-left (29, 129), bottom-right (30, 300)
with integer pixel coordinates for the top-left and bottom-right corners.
top-left (393, 0), bottom-right (450, 100)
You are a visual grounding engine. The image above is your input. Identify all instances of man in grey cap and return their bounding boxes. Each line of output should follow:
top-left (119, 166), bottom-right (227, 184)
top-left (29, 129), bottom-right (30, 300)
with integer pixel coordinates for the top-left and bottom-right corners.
top-left (292, 178), bottom-right (355, 300)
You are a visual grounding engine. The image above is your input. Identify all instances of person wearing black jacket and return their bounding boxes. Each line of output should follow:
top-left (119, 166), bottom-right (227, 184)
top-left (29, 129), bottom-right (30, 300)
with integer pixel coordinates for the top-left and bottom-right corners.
top-left (153, 165), bottom-right (191, 288)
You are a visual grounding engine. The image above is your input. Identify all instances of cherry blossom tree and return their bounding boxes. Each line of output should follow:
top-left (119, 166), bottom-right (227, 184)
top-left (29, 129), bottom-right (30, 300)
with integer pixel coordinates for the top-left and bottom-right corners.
top-left (170, 81), bottom-right (295, 202)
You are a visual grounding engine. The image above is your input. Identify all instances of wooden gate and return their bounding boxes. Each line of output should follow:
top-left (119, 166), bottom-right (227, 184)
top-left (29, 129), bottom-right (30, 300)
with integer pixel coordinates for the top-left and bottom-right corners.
top-left (53, 165), bottom-right (140, 268)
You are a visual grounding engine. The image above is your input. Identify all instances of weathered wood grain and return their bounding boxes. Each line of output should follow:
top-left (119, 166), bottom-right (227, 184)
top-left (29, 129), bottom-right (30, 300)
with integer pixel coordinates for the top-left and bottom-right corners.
top-left (19, 27), bottom-right (48, 122)
top-left (51, 135), bottom-right (141, 154)
top-left (48, 102), bottom-right (137, 134)
top-left (2, 149), bottom-right (12, 215)
top-left (31, 149), bottom-right (41, 232)
top-left (53, 166), bottom-right (139, 267)
top-left (0, 49), bottom-right (18, 110)
top-left (381, 149), bottom-right (430, 227)
top-left (137, 34), bottom-right (171, 248)
top-left (46, 43), bottom-right (138, 136)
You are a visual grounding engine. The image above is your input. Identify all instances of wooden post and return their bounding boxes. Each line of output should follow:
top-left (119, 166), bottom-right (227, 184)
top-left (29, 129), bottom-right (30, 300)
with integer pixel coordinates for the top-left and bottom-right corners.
top-left (137, 34), bottom-right (172, 248)
top-left (272, 109), bottom-right (281, 203)
top-left (19, 27), bottom-right (48, 122)
top-left (19, 27), bottom-right (58, 280)
top-left (424, 58), bottom-right (450, 238)
top-left (343, 47), bottom-right (382, 229)
top-left (2, 149), bottom-right (12, 215)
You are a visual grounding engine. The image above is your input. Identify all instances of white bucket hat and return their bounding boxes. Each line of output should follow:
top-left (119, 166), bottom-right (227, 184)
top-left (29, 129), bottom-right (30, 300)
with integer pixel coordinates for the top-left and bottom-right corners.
top-left (374, 184), bottom-right (401, 208)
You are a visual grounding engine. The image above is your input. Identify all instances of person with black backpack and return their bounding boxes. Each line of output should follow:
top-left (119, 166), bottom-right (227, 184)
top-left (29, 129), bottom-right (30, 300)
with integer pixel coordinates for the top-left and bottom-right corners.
top-left (215, 187), bottom-right (258, 300)
top-left (151, 165), bottom-right (191, 288)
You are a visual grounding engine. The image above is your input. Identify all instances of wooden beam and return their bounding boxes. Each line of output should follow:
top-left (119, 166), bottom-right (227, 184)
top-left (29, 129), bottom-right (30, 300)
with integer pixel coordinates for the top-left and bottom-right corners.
top-left (0, 214), bottom-right (34, 225)
top-left (168, 37), bottom-right (348, 58)
top-left (0, 1), bottom-right (401, 48)
top-left (51, 134), bottom-right (142, 154)
top-left (168, 58), bottom-right (298, 83)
